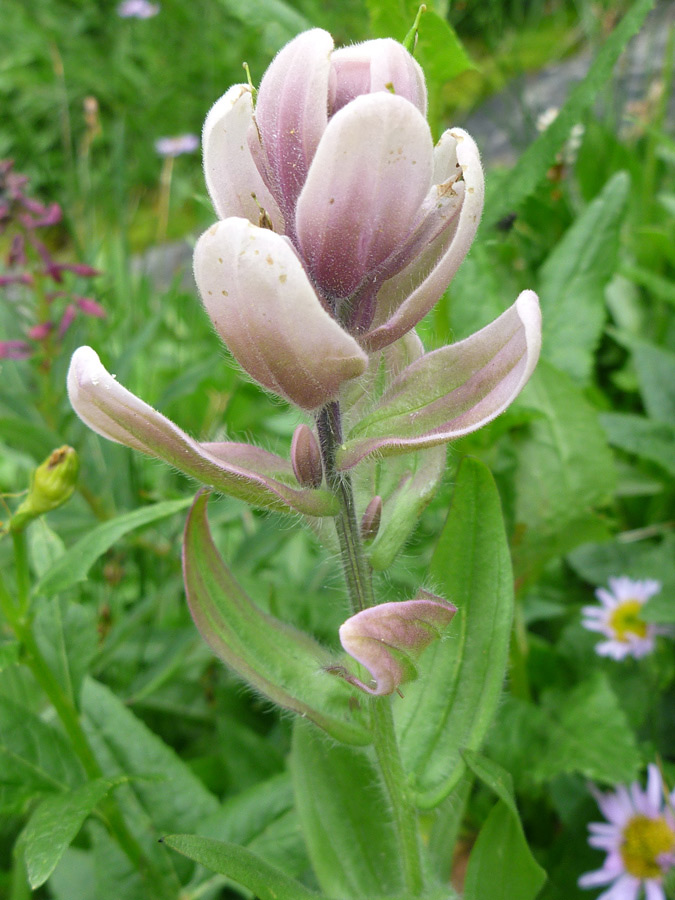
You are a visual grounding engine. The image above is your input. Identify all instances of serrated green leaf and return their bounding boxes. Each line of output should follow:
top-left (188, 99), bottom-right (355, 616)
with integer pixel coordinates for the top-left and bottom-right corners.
top-left (35, 498), bottom-right (192, 596)
top-left (601, 412), bottom-right (675, 475)
top-left (23, 777), bottom-right (125, 889)
top-left (183, 492), bottom-right (370, 746)
top-left (482, 0), bottom-right (653, 229)
top-left (291, 720), bottom-right (403, 898)
top-left (0, 694), bottom-right (83, 792)
top-left (539, 172), bottom-right (629, 383)
top-left (464, 800), bottom-right (546, 900)
top-left (81, 679), bottom-right (219, 832)
top-left (397, 457), bottom-right (513, 808)
top-left (512, 361), bottom-right (615, 583)
top-left (162, 833), bottom-right (325, 900)
top-left (535, 673), bottom-right (641, 784)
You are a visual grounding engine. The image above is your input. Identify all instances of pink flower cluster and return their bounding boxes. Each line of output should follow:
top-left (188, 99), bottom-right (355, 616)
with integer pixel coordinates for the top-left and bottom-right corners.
top-left (0, 160), bottom-right (105, 362)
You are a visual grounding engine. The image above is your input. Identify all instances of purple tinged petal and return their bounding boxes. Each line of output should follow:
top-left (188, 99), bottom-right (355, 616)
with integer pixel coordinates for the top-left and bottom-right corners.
top-left (337, 291), bottom-right (541, 469)
top-left (0, 340), bottom-right (32, 360)
top-left (296, 93), bottom-right (434, 298)
top-left (329, 38), bottom-right (426, 117)
top-left (251, 28), bottom-right (334, 223)
top-left (67, 346), bottom-right (338, 517)
top-left (364, 128), bottom-right (485, 352)
top-left (75, 296), bottom-right (106, 318)
top-left (202, 84), bottom-right (283, 231)
top-left (647, 765), bottom-right (664, 812)
top-left (193, 218), bottom-right (368, 410)
top-left (58, 304), bottom-right (77, 338)
top-left (333, 591), bottom-right (456, 696)
top-left (644, 880), bottom-right (666, 900)
top-left (597, 875), bottom-right (641, 900)
top-left (579, 864), bottom-right (622, 888)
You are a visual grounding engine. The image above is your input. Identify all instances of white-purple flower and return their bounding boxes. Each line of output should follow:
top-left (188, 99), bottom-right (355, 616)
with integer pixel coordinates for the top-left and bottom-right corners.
top-left (580, 765), bottom-right (675, 900)
top-left (582, 577), bottom-right (664, 660)
top-left (154, 134), bottom-right (199, 157)
top-left (117, 0), bottom-right (160, 18)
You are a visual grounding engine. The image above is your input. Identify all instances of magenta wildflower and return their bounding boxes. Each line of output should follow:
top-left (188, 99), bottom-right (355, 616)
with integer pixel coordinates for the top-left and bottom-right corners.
top-left (580, 765), bottom-right (675, 900)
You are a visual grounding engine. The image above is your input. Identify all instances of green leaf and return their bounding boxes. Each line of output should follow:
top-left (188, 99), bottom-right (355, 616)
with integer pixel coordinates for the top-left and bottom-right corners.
top-left (33, 596), bottom-right (98, 707)
top-left (81, 679), bottom-right (219, 832)
top-left (366, 447), bottom-right (446, 572)
top-left (0, 694), bottom-right (83, 792)
top-left (632, 341), bottom-right (675, 425)
top-left (26, 519), bottom-right (66, 579)
top-left (397, 457), bottom-right (514, 808)
top-left (512, 361), bottom-right (615, 583)
top-left (35, 498), bottom-right (192, 596)
top-left (482, 0), bottom-right (654, 229)
top-left (539, 172), bottom-right (629, 383)
top-left (162, 833), bottom-right (326, 900)
top-left (600, 412), bottom-right (675, 476)
top-left (535, 673), bottom-right (641, 784)
top-left (464, 801), bottom-right (546, 900)
top-left (0, 641), bottom-right (20, 672)
top-left (23, 777), bottom-right (125, 889)
top-left (291, 720), bottom-right (403, 898)
top-left (463, 750), bottom-right (546, 900)
top-left (183, 492), bottom-right (370, 746)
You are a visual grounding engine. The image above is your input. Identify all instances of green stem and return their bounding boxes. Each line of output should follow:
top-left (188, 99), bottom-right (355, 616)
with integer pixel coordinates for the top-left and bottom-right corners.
top-left (11, 530), bottom-right (30, 615)
top-left (371, 697), bottom-right (425, 896)
top-left (316, 400), bottom-right (424, 896)
top-left (316, 402), bottom-right (374, 612)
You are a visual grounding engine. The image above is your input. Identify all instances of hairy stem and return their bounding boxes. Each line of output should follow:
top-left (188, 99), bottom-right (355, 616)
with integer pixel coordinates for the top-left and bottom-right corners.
top-left (316, 400), bottom-right (424, 895)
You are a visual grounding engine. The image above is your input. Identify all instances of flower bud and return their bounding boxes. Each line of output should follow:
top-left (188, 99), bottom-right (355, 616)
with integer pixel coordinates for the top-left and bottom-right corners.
top-left (360, 495), bottom-right (382, 544)
top-left (330, 589), bottom-right (456, 696)
top-left (10, 446), bottom-right (79, 532)
top-left (291, 424), bottom-right (323, 488)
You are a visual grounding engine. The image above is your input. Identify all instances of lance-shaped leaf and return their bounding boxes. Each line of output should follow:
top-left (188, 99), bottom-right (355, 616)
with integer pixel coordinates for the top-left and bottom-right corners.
top-left (330, 590), bottom-right (456, 696)
top-left (68, 347), bottom-right (337, 517)
top-left (183, 491), bottom-right (370, 746)
top-left (337, 291), bottom-right (541, 469)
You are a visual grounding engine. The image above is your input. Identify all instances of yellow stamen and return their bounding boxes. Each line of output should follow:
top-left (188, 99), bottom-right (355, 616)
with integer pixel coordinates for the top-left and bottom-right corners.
top-left (621, 814), bottom-right (675, 879)
top-left (608, 599), bottom-right (648, 642)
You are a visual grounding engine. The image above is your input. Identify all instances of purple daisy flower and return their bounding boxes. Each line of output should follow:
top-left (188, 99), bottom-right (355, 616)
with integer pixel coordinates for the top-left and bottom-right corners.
top-left (582, 576), bottom-right (666, 660)
top-left (580, 765), bottom-right (675, 900)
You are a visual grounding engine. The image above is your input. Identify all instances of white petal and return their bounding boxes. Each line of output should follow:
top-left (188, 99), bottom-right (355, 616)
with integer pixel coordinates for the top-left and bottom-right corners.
top-left (202, 84), bottom-right (283, 230)
top-left (194, 218), bottom-right (368, 410)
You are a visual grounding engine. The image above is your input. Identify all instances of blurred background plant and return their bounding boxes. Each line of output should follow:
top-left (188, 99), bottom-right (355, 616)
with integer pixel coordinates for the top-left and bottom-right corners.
top-left (0, 0), bottom-right (674, 898)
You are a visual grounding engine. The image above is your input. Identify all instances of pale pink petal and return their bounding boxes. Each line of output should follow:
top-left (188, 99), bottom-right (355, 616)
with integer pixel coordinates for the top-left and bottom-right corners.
top-left (644, 881), bottom-right (666, 900)
top-left (597, 875), bottom-right (641, 900)
top-left (596, 588), bottom-right (620, 608)
top-left (251, 29), bottom-right (333, 223)
top-left (646, 765), bottom-right (664, 813)
top-left (296, 93), bottom-right (433, 299)
top-left (337, 291), bottom-right (541, 469)
top-left (364, 128), bottom-right (484, 351)
top-left (67, 347), bottom-right (337, 517)
top-left (329, 38), bottom-right (426, 116)
top-left (202, 84), bottom-right (283, 230)
top-left (194, 218), bottom-right (368, 410)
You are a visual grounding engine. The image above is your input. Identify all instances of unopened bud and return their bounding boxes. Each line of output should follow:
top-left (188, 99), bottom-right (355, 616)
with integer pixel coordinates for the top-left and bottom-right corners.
top-left (10, 446), bottom-right (79, 532)
top-left (360, 495), bottom-right (382, 544)
top-left (291, 424), bottom-right (323, 488)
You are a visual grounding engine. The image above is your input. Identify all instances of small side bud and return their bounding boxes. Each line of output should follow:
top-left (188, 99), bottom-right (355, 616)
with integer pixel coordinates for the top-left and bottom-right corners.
top-left (10, 446), bottom-right (79, 533)
top-left (329, 589), bottom-right (456, 696)
top-left (360, 495), bottom-right (382, 544)
top-left (291, 424), bottom-right (323, 488)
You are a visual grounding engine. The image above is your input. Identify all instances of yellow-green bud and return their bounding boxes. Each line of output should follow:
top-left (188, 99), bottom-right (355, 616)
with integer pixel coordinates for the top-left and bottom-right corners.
top-left (10, 446), bottom-right (79, 533)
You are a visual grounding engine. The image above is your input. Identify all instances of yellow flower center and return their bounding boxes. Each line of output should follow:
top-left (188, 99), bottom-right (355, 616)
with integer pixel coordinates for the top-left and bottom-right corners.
top-left (620, 814), bottom-right (675, 879)
top-left (608, 599), bottom-right (648, 642)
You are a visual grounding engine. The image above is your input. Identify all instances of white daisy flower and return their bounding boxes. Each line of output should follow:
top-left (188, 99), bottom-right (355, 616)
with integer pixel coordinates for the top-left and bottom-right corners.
top-left (582, 576), bottom-right (664, 660)
top-left (580, 765), bottom-right (675, 900)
